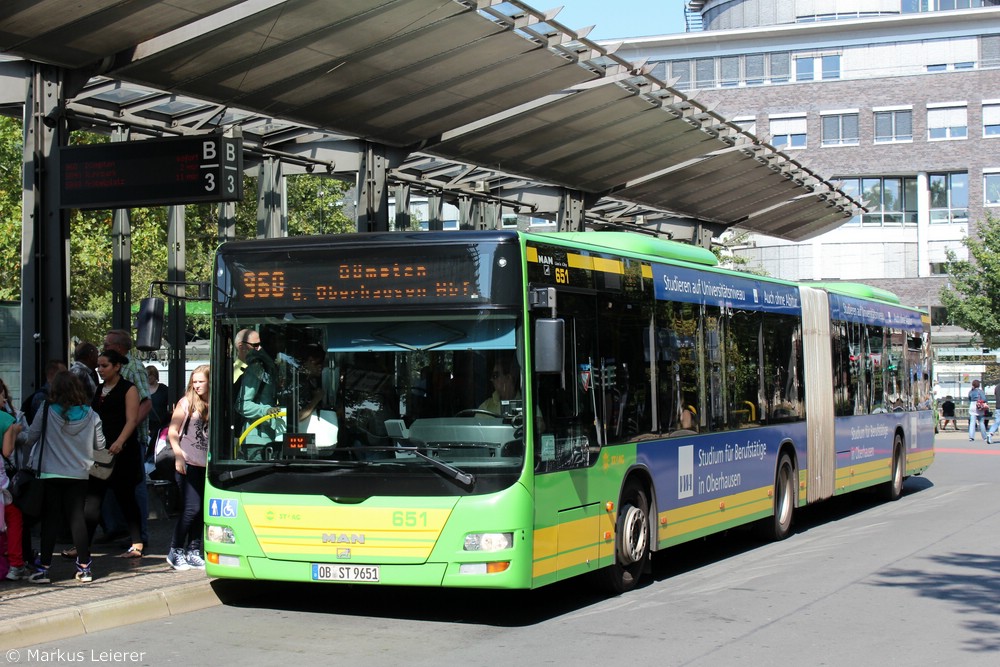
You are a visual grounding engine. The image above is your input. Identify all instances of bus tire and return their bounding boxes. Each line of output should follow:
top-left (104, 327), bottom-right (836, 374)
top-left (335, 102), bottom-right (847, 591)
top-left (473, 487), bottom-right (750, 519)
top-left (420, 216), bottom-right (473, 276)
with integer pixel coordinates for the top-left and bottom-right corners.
top-left (599, 479), bottom-right (650, 594)
top-left (882, 433), bottom-right (905, 502)
top-left (758, 453), bottom-right (794, 541)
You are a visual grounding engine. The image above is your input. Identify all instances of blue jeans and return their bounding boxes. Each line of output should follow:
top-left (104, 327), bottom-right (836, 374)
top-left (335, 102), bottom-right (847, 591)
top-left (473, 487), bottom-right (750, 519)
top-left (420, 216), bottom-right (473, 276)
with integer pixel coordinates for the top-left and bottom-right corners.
top-left (970, 414), bottom-right (988, 440)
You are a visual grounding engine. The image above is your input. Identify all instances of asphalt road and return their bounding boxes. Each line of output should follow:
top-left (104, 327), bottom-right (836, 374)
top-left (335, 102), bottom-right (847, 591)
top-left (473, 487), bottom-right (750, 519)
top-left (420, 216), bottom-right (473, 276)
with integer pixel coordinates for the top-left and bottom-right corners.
top-left (9, 430), bottom-right (1000, 666)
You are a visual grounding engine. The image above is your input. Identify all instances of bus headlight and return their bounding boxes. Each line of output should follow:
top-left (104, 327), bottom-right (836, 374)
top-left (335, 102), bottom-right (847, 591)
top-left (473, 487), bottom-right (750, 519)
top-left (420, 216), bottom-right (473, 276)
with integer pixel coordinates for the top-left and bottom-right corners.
top-left (206, 524), bottom-right (236, 544)
top-left (464, 532), bottom-right (513, 552)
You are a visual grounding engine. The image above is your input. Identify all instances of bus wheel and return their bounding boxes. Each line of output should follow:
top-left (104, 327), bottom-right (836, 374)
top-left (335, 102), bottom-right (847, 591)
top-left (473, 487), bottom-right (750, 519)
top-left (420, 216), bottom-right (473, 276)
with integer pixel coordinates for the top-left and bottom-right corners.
top-left (882, 433), bottom-right (905, 502)
top-left (758, 453), bottom-right (794, 541)
top-left (599, 480), bottom-right (650, 594)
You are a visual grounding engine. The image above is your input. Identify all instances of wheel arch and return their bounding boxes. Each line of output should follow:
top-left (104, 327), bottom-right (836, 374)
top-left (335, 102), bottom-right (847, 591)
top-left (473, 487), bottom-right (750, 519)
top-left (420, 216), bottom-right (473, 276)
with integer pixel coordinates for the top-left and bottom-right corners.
top-left (619, 465), bottom-right (657, 552)
top-left (776, 438), bottom-right (800, 508)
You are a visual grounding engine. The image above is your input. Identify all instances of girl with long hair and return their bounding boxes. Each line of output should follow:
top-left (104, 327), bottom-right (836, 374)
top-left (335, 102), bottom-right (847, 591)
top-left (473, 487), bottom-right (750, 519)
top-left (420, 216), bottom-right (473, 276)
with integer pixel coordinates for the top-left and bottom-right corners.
top-left (166, 365), bottom-right (210, 570)
top-left (20, 371), bottom-right (106, 583)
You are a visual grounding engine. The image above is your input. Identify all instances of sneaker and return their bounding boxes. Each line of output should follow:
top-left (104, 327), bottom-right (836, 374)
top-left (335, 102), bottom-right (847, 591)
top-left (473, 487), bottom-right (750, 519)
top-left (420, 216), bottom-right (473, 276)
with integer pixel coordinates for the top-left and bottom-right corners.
top-left (166, 547), bottom-right (191, 571)
top-left (5, 565), bottom-right (28, 581)
top-left (75, 560), bottom-right (93, 583)
top-left (27, 566), bottom-right (50, 584)
top-left (185, 549), bottom-right (206, 570)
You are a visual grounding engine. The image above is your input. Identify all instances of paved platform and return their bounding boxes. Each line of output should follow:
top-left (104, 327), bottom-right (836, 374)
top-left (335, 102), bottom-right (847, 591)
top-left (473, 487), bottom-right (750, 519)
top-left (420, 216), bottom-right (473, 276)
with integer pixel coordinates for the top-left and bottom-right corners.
top-left (1, 503), bottom-right (219, 650)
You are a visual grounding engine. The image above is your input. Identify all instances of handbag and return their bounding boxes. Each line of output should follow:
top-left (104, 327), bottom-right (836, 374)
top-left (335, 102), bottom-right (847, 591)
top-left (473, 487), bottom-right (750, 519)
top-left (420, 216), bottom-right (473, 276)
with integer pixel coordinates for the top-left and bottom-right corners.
top-left (11, 401), bottom-right (48, 516)
top-left (11, 468), bottom-right (43, 515)
top-left (90, 446), bottom-right (116, 480)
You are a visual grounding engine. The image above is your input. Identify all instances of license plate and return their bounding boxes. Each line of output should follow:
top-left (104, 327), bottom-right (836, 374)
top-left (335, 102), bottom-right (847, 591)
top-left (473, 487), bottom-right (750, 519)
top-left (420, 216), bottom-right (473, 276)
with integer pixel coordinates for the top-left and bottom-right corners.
top-left (312, 563), bottom-right (380, 582)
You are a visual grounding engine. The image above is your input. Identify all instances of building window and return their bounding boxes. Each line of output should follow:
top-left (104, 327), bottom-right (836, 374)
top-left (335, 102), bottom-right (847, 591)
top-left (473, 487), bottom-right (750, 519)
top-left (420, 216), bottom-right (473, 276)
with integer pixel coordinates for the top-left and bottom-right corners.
top-left (821, 113), bottom-right (859, 146)
top-left (927, 64), bottom-right (948, 72)
top-left (731, 116), bottom-right (757, 136)
top-left (984, 104), bottom-right (1000, 136)
top-left (929, 172), bottom-right (969, 222)
top-left (927, 105), bottom-right (968, 140)
top-left (929, 264), bottom-right (949, 277)
top-left (769, 52), bottom-right (790, 84)
top-left (745, 54), bottom-right (765, 86)
top-left (840, 178), bottom-right (862, 225)
top-left (769, 116), bottom-right (807, 149)
top-left (906, 1), bottom-right (992, 11)
top-left (984, 172), bottom-right (1000, 205)
top-left (670, 61), bottom-right (691, 90)
top-left (696, 58), bottom-right (715, 88)
top-left (720, 56), bottom-right (740, 87)
top-left (838, 176), bottom-right (918, 226)
top-left (795, 57), bottom-right (814, 81)
top-left (875, 109), bottom-right (913, 143)
top-left (821, 55), bottom-right (841, 80)
top-left (930, 306), bottom-right (950, 327)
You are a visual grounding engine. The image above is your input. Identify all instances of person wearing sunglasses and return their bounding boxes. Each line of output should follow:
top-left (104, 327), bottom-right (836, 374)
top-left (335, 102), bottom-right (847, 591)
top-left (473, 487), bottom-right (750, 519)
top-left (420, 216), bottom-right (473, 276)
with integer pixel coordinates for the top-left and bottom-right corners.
top-left (234, 329), bottom-right (280, 460)
top-left (478, 354), bottom-right (521, 416)
top-left (233, 329), bottom-right (261, 384)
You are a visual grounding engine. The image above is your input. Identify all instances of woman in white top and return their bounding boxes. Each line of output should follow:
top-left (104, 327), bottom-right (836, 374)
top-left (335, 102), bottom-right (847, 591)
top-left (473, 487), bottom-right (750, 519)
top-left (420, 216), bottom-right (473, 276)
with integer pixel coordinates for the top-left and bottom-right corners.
top-left (165, 365), bottom-right (210, 571)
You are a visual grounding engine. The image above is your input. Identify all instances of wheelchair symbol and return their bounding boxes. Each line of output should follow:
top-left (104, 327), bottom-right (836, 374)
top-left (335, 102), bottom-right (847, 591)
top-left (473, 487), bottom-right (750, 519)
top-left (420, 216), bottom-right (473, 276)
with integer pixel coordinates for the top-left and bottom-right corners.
top-left (221, 499), bottom-right (238, 518)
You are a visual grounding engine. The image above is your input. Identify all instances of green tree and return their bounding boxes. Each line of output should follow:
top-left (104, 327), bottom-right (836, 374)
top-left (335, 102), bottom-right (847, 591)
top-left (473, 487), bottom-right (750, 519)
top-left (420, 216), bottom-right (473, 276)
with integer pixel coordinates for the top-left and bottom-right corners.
top-left (0, 117), bottom-right (23, 301)
top-left (940, 214), bottom-right (1000, 348)
top-left (713, 229), bottom-right (770, 276)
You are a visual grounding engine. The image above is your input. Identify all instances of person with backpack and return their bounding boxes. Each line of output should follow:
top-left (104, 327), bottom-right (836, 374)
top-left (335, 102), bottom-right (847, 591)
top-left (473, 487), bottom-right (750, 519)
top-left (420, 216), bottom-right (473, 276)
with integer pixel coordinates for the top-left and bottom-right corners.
top-left (968, 379), bottom-right (989, 443)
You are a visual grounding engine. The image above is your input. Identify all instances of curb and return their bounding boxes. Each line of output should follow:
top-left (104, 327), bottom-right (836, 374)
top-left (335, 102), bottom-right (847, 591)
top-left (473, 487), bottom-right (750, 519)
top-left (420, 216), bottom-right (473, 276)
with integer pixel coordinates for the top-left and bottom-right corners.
top-left (0, 579), bottom-right (220, 650)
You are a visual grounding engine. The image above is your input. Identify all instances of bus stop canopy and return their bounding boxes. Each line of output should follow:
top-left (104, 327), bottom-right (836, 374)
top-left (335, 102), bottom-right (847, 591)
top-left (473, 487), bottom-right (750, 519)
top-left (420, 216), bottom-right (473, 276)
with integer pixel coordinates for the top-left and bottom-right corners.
top-left (0, 0), bottom-right (858, 240)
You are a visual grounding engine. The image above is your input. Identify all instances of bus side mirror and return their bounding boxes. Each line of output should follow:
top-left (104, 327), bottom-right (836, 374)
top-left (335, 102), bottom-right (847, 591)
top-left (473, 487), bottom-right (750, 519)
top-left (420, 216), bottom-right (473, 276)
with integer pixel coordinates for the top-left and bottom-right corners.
top-left (534, 318), bottom-right (564, 375)
top-left (135, 297), bottom-right (165, 351)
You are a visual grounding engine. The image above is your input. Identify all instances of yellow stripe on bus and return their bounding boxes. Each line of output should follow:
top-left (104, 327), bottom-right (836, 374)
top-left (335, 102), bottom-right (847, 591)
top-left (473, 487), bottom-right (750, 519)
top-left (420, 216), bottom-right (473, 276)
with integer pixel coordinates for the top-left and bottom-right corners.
top-left (531, 512), bottom-right (613, 578)
top-left (530, 486), bottom-right (773, 578)
top-left (657, 486), bottom-right (772, 543)
top-left (243, 505), bottom-right (452, 559)
top-left (567, 254), bottom-right (624, 274)
top-left (834, 458), bottom-right (891, 491)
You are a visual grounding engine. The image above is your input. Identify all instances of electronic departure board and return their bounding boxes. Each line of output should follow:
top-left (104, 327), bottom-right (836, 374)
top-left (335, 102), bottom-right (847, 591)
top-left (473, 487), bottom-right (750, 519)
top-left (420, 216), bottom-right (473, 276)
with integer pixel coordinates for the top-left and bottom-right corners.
top-left (220, 240), bottom-right (523, 310)
top-left (60, 136), bottom-right (243, 209)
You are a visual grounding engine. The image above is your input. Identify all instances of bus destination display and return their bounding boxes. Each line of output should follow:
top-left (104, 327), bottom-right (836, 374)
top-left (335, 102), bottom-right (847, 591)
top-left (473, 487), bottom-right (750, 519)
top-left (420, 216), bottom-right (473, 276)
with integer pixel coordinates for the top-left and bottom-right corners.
top-left (231, 251), bottom-right (484, 308)
top-left (60, 136), bottom-right (243, 209)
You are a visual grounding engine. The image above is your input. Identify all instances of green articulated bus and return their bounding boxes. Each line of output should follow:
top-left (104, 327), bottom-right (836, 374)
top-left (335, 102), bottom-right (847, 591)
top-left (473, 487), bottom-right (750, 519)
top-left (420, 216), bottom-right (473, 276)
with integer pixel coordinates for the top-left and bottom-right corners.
top-left (201, 230), bottom-right (934, 592)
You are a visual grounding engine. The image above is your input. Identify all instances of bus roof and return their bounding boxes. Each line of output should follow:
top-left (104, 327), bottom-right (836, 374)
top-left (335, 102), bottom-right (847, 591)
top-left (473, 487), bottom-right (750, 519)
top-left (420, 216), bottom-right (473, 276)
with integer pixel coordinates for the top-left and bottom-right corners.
top-left (805, 282), bottom-right (901, 305)
top-left (527, 231), bottom-right (719, 267)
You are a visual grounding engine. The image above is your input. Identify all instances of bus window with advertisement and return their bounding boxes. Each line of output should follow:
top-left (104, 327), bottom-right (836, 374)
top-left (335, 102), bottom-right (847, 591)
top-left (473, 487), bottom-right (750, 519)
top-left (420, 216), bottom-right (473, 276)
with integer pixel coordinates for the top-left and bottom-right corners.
top-left (200, 230), bottom-right (934, 592)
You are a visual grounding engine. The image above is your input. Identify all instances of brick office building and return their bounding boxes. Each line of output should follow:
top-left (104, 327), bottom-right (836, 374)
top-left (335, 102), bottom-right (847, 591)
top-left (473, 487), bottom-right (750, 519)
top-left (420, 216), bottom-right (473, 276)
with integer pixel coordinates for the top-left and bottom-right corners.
top-left (616, 1), bottom-right (1000, 392)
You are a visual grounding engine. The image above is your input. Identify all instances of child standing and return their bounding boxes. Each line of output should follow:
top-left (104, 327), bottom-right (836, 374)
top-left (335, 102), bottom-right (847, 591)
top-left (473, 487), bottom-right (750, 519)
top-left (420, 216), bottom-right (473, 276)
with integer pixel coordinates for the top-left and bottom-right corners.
top-left (1, 386), bottom-right (26, 580)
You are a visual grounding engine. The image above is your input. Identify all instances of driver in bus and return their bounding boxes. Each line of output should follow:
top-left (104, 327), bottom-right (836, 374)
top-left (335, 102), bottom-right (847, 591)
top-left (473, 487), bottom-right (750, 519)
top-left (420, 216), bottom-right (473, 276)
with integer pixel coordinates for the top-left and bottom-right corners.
top-left (479, 355), bottom-right (522, 415)
top-left (236, 332), bottom-right (282, 460)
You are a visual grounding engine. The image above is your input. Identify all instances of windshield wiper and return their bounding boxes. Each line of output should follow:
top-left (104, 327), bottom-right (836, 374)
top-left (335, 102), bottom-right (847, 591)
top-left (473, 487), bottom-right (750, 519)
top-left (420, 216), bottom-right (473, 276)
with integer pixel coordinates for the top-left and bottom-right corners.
top-left (396, 446), bottom-right (475, 488)
top-left (218, 461), bottom-right (290, 484)
top-left (217, 458), bottom-right (370, 484)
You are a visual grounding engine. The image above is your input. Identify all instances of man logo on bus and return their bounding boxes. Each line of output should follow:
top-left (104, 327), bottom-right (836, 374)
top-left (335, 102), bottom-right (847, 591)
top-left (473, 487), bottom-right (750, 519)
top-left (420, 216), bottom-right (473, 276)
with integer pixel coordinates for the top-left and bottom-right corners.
top-left (323, 533), bottom-right (365, 544)
top-left (678, 445), bottom-right (694, 499)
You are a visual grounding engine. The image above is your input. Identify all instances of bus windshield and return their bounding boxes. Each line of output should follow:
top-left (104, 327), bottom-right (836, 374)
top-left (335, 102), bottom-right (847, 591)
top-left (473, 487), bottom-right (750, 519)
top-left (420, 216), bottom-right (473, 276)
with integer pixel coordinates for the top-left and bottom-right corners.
top-left (213, 312), bottom-right (526, 496)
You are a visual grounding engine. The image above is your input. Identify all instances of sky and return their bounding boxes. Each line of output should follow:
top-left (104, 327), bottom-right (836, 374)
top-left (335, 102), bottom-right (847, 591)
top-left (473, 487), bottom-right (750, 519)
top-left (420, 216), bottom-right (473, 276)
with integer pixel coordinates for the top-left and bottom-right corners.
top-left (553, 1), bottom-right (687, 40)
